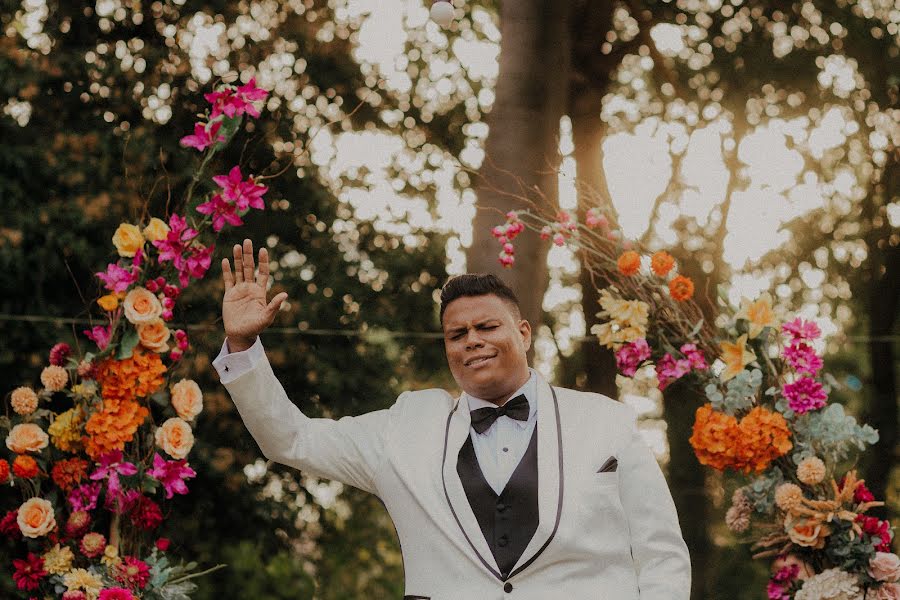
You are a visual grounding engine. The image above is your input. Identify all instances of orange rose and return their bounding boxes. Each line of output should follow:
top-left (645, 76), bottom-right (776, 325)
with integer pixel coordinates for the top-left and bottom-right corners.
top-left (6, 423), bottom-right (50, 454)
top-left (123, 287), bottom-right (162, 325)
top-left (13, 455), bottom-right (39, 478)
top-left (17, 497), bottom-right (56, 538)
top-left (112, 223), bottom-right (144, 257)
top-left (785, 514), bottom-right (831, 549)
top-left (137, 319), bottom-right (171, 353)
top-left (650, 251), bottom-right (675, 277)
top-left (669, 275), bottom-right (694, 301)
top-left (97, 294), bottom-right (119, 312)
top-left (617, 251), bottom-right (641, 276)
top-left (155, 417), bottom-right (194, 460)
top-left (170, 379), bottom-right (203, 421)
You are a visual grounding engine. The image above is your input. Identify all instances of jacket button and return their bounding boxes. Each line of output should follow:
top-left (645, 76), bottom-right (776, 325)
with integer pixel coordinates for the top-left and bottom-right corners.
top-left (497, 535), bottom-right (508, 547)
top-left (504, 582), bottom-right (513, 593)
top-left (496, 503), bottom-right (506, 512)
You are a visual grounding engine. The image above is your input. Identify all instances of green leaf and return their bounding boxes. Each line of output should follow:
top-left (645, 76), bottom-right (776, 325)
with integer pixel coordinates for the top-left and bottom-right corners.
top-left (689, 319), bottom-right (704, 338)
top-left (117, 328), bottom-right (140, 360)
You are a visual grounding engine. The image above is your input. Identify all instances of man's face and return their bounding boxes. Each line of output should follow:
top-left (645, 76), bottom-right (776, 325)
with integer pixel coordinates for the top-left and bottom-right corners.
top-left (442, 294), bottom-right (532, 403)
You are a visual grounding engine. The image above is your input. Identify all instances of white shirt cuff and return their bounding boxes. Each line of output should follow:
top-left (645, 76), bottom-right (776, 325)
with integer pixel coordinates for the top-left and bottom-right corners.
top-left (212, 337), bottom-right (264, 384)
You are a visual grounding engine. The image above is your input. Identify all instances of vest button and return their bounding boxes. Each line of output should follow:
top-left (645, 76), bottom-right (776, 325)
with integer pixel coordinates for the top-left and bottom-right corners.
top-left (496, 502), bottom-right (506, 512)
top-left (504, 582), bottom-right (513, 593)
top-left (497, 535), bottom-right (509, 547)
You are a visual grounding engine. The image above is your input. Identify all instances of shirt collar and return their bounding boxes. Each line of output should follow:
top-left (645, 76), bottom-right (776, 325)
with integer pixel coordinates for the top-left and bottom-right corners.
top-left (465, 369), bottom-right (538, 430)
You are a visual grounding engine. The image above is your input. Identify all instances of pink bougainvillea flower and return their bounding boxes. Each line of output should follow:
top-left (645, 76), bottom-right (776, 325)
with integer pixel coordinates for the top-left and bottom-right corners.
top-left (205, 78), bottom-right (268, 119)
top-left (656, 353), bottom-right (692, 390)
top-left (782, 342), bottom-right (824, 376)
top-left (615, 338), bottom-right (651, 377)
top-left (91, 451), bottom-right (138, 512)
top-left (680, 343), bottom-right (708, 371)
top-left (196, 194), bottom-right (244, 232)
top-left (782, 317), bottom-right (821, 341)
top-left (212, 166), bottom-right (268, 211)
top-left (96, 262), bottom-right (139, 294)
top-left (179, 243), bottom-right (214, 287)
top-left (83, 325), bottom-right (112, 350)
top-left (179, 120), bottom-right (225, 151)
top-left (782, 377), bottom-right (828, 414)
top-left (12, 552), bottom-right (46, 591)
top-left (152, 214), bottom-right (199, 266)
top-left (147, 453), bottom-right (197, 499)
top-left (68, 482), bottom-right (102, 512)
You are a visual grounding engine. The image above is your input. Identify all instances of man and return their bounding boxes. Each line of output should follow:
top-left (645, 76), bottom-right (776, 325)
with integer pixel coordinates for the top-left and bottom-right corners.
top-left (214, 239), bottom-right (691, 599)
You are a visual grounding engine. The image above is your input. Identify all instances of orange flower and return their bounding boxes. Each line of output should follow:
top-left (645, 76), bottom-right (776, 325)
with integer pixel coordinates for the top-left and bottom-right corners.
top-left (17, 497), bottom-right (56, 538)
top-left (6, 423), bottom-right (49, 454)
top-left (84, 399), bottom-right (149, 460)
top-left (51, 458), bottom-right (90, 492)
top-left (0, 458), bottom-right (9, 482)
top-left (137, 319), bottom-right (171, 353)
top-left (155, 417), bottom-right (194, 460)
top-left (669, 275), bottom-right (694, 301)
top-left (97, 294), bottom-right (119, 312)
top-left (123, 287), bottom-right (162, 325)
top-left (13, 454), bottom-right (40, 479)
top-left (95, 348), bottom-right (167, 403)
top-left (617, 251), bottom-right (641, 276)
top-left (689, 404), bottom-right (792, 474)
top-left (650, 251), bottom-right (675, 277)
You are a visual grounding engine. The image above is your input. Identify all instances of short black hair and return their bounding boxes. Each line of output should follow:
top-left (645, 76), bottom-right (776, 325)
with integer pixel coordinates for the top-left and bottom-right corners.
top-left (439, 273), bottom-right (520, 323)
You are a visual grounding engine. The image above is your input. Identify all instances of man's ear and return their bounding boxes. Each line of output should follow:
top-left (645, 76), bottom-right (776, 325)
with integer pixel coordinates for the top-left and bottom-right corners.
top-left (518, 319), bottom-right (532, 351)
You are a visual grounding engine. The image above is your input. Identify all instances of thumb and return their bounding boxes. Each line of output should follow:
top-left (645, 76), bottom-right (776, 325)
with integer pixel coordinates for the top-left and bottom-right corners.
top-left (266, 292), bottom-right (288, 316)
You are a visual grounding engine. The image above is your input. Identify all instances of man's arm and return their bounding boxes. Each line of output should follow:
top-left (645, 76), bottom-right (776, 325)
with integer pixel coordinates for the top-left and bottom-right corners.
top-left (617, 410), bottom-right (692, 599)
top-left (215, 336), bottom-right (396, 496)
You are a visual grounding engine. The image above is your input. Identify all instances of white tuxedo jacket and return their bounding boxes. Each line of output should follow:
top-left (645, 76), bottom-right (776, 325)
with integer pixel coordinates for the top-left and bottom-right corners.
top-left (223, 352), bottom-right (691, 599)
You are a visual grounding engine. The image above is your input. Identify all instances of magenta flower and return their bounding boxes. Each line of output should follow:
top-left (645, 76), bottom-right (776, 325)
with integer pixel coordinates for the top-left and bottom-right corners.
top-left (179, 120), bottom-right (225, 151)
top-left (91, 450), bottom-right (138, 512)
top-left (49, 342), bottom-right (72, 366)
top-left (782, 317), bottom-right (821, 341)
top-left (615, 339), bottom-right (651, 377)
top-left (656, 354), bottom-right (692, 390)
top-left (68, 482), bottom-right (103, 512)
top-left (679, 343), bottom-right (708, 370)
top-left (212, 166), bottom-right (268, 211)
top-left (782, 342), bottom-right (823, 376)
top-left (99, 588), bottom-right (136, 600)
top-left (147, 453), bottom-right (197, 499)
top-left (96, 261), bottom-right (139, 293)
top-left (84, 325), bottom-right (112, 350)
top-left (783, 377), bottom-right (828, 414)
top-left (205, 78), bottom-right (268, 119)
top-left (196, 194), bottom-right (244, 232)
top-left (178, 243), bottom-right (214, 287)
top-left (12, 552), bottom-right (46, 591)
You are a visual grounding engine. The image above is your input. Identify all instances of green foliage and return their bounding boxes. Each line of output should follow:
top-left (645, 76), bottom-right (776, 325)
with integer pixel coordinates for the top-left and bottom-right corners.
top-left (791, 403), bottom-right (880, 464)
top-left (705, 369), bottom-right (762, 415)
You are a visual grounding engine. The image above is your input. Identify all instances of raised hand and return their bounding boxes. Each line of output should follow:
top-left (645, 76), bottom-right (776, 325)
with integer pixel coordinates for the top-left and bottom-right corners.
top-left (221, 239), bottom-right (288, 352)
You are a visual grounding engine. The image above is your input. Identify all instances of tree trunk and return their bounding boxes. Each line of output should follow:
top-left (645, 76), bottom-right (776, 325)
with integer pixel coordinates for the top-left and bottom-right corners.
top-left (468, 0), bottom-right (572, 331)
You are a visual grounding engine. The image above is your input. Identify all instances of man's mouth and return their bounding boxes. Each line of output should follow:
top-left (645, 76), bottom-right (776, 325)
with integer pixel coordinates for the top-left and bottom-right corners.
top-left (465, 354), bottom-right (497, 367)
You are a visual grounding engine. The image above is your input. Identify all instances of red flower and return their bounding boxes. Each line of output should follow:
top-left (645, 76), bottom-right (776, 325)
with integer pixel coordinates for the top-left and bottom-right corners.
top-left (13, 455), bottom-right (40, 479)
top-left (113, 556), bottom-right (151, 589)
top-left (12, 553), bottom-right (47, 591)
top-left (0, 458), bottom-right (9, 483)
top-left (0, 509), bottom-right (21, 539)
top-left (129, 495), bottom-right (163, 530)
top-left (853, 482), bottom-right (875, 504)
top-left (49, 342), bottom-right (72, 366)
top-left (155, 537), bottom-right (170, 551)
top-left (99, 588), bottom-right (135, 600)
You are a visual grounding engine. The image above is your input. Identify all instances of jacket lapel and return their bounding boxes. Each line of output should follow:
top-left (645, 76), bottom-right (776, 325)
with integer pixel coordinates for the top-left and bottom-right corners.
top-left (508, 373), bottom-right (563, 577)
top-left (441, 395), bottom-right (503, 578)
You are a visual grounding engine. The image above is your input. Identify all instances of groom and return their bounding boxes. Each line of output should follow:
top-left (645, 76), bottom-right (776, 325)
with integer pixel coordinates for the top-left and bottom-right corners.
top-left (214, 239), bottom-right (691, 599)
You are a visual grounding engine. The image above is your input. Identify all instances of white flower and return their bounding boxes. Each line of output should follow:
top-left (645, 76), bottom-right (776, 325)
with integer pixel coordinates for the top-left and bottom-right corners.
top-left (796, 568), bottom-right (864, 600)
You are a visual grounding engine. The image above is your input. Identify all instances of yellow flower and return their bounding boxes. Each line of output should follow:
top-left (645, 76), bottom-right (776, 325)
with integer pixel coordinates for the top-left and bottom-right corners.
top-left (48, 408), bottom-right (84, 453)
top-left (736, 292), bottom-right (777, 338)
top-left (719, 334), bottom-right (756, 381)
top-left (43, 543), bottom-right (75, 575)
top-left (63, 568), bottom-right (103, 599)
top-left (101, 543), bottom-right (121, 568)
top-left (143, 217), bottom-right (170, 242)
top-left (112, 223), bottom-right (144, 258)
top-left (97, 294), bottom-right (119, 311)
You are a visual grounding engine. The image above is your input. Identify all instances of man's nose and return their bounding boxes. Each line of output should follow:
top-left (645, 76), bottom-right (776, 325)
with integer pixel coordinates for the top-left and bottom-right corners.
top-left (465, 330), bottom-right (484, 349)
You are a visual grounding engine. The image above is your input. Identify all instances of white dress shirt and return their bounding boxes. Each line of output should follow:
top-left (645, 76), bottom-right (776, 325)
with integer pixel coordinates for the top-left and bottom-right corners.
top-left (213, 338), bottom-right (538, 495)
top-left (464, 371), bottom-right (537, 495)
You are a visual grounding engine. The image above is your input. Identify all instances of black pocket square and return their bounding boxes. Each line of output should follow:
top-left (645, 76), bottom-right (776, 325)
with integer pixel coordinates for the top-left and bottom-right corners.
top-left (597, 456), bottom-right (618, 473)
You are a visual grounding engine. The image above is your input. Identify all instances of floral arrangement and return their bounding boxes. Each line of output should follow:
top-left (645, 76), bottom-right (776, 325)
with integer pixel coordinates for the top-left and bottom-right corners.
top-left (1, 77), bottom-right (270, 599)
top-left (492, 208), bottom-right (896, 599)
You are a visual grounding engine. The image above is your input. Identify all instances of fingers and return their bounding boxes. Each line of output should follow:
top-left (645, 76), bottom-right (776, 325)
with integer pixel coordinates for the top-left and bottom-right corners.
top-left (257, 247), bottom-right (269, 289)
top-left (267, 292), bottom-right (288, 317)
top-left (222, 258), bottom-right (234, 290)
top-left (232, 244), bottom-right (244, 283)
top-left (241, 239), bottom-right (255, 283)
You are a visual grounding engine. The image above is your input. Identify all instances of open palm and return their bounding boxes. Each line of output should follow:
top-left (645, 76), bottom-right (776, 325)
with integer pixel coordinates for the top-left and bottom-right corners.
top-left (221, 239), bottom-right (288, 350)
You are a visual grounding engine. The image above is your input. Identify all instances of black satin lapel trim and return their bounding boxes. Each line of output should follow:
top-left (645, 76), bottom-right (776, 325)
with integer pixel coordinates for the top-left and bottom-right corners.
top-left (506, 385), bottom-right (564, 580)
top-left (441, 405), bottom-right (504, 582)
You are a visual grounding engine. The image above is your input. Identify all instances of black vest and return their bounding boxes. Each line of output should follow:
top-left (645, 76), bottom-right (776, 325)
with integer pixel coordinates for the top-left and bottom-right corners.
top-left (456, 427), bottom-right (539, 578)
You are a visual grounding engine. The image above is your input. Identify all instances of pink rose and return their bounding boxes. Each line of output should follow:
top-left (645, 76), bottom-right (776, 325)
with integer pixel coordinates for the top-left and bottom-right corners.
top-left (867, 583), bottom-right (900, 600)
top-left (870, 553), bottom-right (900, 583)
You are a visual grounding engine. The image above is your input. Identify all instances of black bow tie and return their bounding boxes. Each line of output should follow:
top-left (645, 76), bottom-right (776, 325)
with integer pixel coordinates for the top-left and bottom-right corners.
top-left (470, 394), bottom-right (530, 434)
